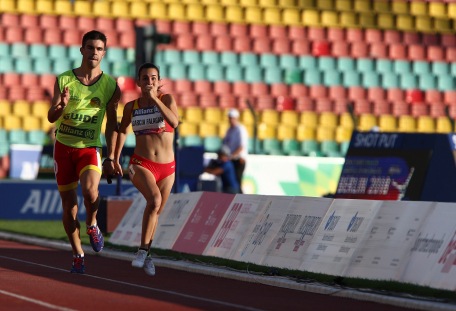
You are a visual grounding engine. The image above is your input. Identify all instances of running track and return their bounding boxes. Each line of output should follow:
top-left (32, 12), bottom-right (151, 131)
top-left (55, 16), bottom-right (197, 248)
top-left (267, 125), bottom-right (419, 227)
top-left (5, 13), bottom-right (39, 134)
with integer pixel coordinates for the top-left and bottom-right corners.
top-left (0, 239), bottom-right (416, 311)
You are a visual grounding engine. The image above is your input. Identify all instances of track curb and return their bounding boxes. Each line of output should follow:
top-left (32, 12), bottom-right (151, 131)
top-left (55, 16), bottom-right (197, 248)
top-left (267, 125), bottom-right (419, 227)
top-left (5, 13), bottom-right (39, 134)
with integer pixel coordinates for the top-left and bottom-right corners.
top-left (0, 231), bottom-right (454, 311)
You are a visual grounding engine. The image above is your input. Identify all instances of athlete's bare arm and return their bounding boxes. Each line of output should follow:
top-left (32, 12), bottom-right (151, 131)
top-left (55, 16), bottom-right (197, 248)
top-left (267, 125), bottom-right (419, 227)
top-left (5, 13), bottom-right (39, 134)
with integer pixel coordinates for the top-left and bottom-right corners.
top-left (147, 86), bottom-right (179, 128)
top-left (48, 80), bottom-right (69, 123)
top-left (113, 101), bottom-right (133, 177)
top-left (103, 85), bottom-right (121, 179)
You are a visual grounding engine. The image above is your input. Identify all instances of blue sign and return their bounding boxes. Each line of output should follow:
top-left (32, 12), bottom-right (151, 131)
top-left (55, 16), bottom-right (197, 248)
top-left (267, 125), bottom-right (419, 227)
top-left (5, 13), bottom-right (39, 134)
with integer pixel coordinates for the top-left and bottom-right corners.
top-left (0, 180), bottom-right (140, 220)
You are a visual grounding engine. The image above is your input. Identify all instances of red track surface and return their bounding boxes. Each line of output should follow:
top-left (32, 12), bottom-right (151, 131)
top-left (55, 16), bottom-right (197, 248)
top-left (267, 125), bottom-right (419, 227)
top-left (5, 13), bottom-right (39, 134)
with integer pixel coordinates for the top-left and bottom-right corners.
top-left (0, 239), bottom-right (416, 311)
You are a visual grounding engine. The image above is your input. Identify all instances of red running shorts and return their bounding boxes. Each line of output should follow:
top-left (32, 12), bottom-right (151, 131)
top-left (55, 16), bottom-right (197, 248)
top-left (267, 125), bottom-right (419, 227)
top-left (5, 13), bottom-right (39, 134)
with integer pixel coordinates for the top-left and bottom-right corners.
top-left (128, 154), bottom-right (175, 183)
top-left (53, 140), bottom-right (102, 191)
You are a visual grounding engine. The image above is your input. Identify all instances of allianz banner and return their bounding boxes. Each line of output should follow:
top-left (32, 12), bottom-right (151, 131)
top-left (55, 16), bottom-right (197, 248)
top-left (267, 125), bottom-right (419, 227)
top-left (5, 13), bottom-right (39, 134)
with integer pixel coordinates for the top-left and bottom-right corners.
top-left (0, 180), bottom-right (140, 220)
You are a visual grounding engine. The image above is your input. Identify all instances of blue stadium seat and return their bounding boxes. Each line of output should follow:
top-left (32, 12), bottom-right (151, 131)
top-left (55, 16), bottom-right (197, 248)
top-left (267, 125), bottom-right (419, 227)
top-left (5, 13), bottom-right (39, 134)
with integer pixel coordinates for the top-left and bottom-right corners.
top-left (318, 57), bottom-right (336, 71)
top-left (53, 59), bottom-right (72, 75)
top-left (304, 68), bottom-right (322, 85)
top-left (48, 45), bottom-right (68, 59)
top-left (323, 70), bottom-right (341, 86)
top-left (412, 61), bottom-right (430, 75)
top-left (393, 60), bottom-right (411, 74)
top-left (11, 43), bottom-right (28, 58)
top-left (0, 43), bottom-right (10, 57)
top-left (168, 63), bottom-right (187, 80)
top-left (163, 50), bottom-right (181, 64)
top-left (201, 51), bottom-right (219, 65)
top-left (260, 54), bottom-right (278, 68)
top-left (206, 64), bottom-right (224, 81)
top-left (182, 50), bottom-right (200, 64)
top-left (188, 64), bottom-right (206, 81)
top-left (8, 129), bottom-right (27, 144)
top-left (0, 57), bottom-right (14, 73)
top-left (418, 74), bottom-right (437, 91)
top-left (362, 72), bottom-right (381, 88)
top-left (432, 61), bottom-right (450, 76)
top-left (437, 75), bottom-right (455, 91)
top-left (299, 55), bottom-right (317, 70)
top-left (357, 58), bottom-right (375, 73)
top-left (240, 53), bottom-right (258, 67)
top-left (381, 72), bottom-right (400, 88)
top-left (14, 58), bottom-right (33, 74)
top-left (27, 130), bottom-right (47, 145)
top-left (112, 61), bottom-right (132, 77)
top-left (225, 65), bottom-right (243, 82)
top-left (100, 59), bottom-right (112, 75)
top-left (68, 45), bottom-right (81, 61)
top-left (280, 55), bottom-right (298, 69)
top-left (244, 66), bottom-right (263, 83)
top-left (376, 59), bottom-right (393, 74)
top-left (33, 58), bottom-right (53, 74)
top-left (264, 67), bottom-right (283, 84)
top-left (220, 52), bottom-right (238, 66)
top-left (342, 71), bottom-right (361, 87)
top-left (106, 47), bottom-right (125, 62)
top-left (400, 73), bottom-right (418, 89)
top-left (337, 57), bottom-right (355, 72)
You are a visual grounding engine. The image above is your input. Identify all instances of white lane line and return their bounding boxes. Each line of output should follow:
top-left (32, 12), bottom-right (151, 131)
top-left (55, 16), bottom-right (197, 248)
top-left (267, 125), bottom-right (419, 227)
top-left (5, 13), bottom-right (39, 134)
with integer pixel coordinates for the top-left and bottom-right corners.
top-left (0, 255), bottom-right (265, 311)
top-left (0, 289), bottom-right (77, 311)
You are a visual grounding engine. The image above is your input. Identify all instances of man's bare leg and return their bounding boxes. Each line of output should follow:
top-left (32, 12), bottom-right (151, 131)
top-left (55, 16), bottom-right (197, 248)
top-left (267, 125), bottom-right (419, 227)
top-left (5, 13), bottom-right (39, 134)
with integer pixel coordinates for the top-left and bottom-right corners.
top-left (60, 188), bottom-right (84, 256)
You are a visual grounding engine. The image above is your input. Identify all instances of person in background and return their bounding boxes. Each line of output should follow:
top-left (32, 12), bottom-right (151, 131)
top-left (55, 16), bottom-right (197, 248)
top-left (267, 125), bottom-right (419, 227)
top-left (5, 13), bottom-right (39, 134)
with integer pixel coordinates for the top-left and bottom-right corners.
top-left (223, 108), bottom-right (248, 193)
top-left (204, 145), bottom-right (240, 194)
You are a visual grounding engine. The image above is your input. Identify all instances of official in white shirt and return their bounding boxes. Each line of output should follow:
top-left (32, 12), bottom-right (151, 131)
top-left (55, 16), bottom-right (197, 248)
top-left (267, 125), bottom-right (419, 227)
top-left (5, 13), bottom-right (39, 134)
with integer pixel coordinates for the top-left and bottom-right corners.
top-left (223, 108), bottom-right (249, 193)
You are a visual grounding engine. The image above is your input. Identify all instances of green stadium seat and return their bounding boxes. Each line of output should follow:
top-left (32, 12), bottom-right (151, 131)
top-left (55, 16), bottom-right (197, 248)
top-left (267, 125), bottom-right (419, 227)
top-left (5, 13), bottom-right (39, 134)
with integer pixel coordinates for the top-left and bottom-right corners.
top-left (318, 57), bottom-right (336, 71)
top-left (68, 45), bottom-right (81, 61)
top-left (100, 59), bottom-right (112, 75)
top-left (308, 150), bottom-right (324, 157)
top-left (248, 138), bottom-right (262, 154)
top-left (323, 70), bottom-right (341, 86)
top-left (281, 139), bottom-right (300, 154)
top-left (418, 74), bottom-right (437, 91)
top-left (182, 50), bottom-right (200, 64)
top-left (48, 45), bottom-right (67, 59)
top-left (225, 65), bottom-right (243, 82)
top-left (299, 55), bottom-right (317, 70)
top-left (262, 138), bottom-right (280, 154)
top-left (288, 150), bottom-right (303, 156)
top-left (201, 51), bottom-right (219, 65)
top-left (126, 48), bottom-right (135, 63)
top-left (362, 72), bottom-right (381, 88)
top-left (106, 47), bottom-right (125, 62)
top-left (0, 57), bottom-right (14, 72)
top-left (8, 129), bottom-right (27, 144)
top-left (264, 67), bottom-right (283, 84)
top-left (188, 64), bottom-right (206, 81)
top-left (244, 66), bottom-right (263, 83)
top-left (72, 60), bottom-right (80, 70)
top-left (393, 60), bottom-right (411, 74)
top-left (437, 75), bottom-right (455, 91)
top-left (0, 43), bottom-right (10, 57)
top-left (432, 62), bottom-right (449, 76)
top-left (53, 59), bottom-right (72, 75)
top-left (168, 64), bottom-right (187, 80)
top-left (0, 130), bottom-right (7, 143)
top-left (337, 57), bottom-right (355, 72)
top-left (413, 61), bottom-right (430, 75)
top-left (260, 54), bottom-right (278, 68)
top-left (301, 139), bottom-right (319, 155)
top-left (112, 61), bottom-right (132, 77)
top-left (27, 130), bottom-right (47, 145)
top-left (124, 133), bottom-right (136, 147)
top-left (400, 73), bottom-right (418, 89)
top-left (157, 64), bottom-right (168, 78)
top-left (342, 71), bottom-right (361, 87)
top-left (284, 69), bottom-right (303, 84)
top-left (376, 59), bottom-right (393, 74)
top-left (381, 72), bottom-right (400, 88)
top-left (327, 151), bottom-right (342, 157)
top-left (163, 50), bottom-right (181, 64)
top-left (220, 52), bottom-right (238, 66)
top-left (183, 135), bottom-right (203, 147)
top-left (14, 58), bottom-right (33, 74)
top-left (203, 136), bottom-right (222, 152)
top-left (0, 144), bottom-right (9, 157)
top-left (240, 53), bottom-right (258, 66)
top-left (33, 58), bottom-right (52, 74)
top-left (206, 64), bottom-right (224, 81)
top-left (450, 63), bottom-right (456, 77)
top-left (304, 69), bottom-right (322, 85)
top-left (320, 140), bottom-right (338, 155)
top-left (30, 44), bottom-right (48, 59)
top-left (280, 55), bottom-right (298, 69)
top-left (340, 141), bottom-right (350, 155)
top-left (155, 51), bottom-right (164, 66)
top-left (11, 43), bottom-right (28, 58)
top-left (269, 149), bottom-right (285, 156)
top-left (357, 58), bottom-right (375, 73)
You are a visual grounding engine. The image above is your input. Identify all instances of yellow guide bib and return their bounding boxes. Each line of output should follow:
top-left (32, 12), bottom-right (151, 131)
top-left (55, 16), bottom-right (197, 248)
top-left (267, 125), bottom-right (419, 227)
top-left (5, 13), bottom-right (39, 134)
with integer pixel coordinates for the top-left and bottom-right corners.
top-left (55, 70), bottom-right (117, 148)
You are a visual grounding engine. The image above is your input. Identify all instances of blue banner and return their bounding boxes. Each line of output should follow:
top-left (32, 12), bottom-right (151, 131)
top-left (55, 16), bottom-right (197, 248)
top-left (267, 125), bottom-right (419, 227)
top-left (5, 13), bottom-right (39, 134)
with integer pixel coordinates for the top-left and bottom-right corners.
top-left (0, 180), bottom-right (140, 220)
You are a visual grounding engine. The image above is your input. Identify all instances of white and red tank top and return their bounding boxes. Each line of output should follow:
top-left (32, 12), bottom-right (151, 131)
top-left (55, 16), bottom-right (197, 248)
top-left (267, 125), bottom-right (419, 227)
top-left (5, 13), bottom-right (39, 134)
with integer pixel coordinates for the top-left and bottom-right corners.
top-left (131, 94), bottom-right (173, 136)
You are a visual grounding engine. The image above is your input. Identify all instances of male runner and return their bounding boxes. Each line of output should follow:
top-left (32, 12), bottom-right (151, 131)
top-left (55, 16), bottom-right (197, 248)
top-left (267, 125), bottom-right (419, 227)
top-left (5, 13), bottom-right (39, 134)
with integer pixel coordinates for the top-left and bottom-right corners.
top-left (48, 30), bottom-right (121, 274)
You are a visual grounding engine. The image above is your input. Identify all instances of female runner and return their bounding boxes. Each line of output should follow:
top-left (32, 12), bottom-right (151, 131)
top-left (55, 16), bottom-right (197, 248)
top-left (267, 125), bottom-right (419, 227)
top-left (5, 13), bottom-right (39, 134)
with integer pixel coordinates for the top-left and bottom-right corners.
top-left (114, 63), bottom-right (179, 276)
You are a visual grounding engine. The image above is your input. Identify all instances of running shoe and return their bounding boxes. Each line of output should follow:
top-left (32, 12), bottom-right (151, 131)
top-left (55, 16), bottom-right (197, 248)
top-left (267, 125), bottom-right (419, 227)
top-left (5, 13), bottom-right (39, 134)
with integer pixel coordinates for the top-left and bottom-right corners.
top-left (70, 256), bottom-right (85, 274)
top-left (86, 224), bottom-right (104, 252)
top-left (143, 256), bottom-right (155, 276)
top-left (132, 249), bottom-right (148, 268)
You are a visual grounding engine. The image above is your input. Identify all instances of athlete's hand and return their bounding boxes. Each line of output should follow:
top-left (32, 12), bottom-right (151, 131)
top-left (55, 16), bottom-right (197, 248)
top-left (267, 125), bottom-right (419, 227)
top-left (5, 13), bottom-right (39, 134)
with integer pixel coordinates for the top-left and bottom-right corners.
top-left (114, 161), bottom-right (123, 178)
top-left (102, 161), bottom-right (117, 184)
top-left (56, 86), bottom-right (69, 111)
top-left (145, 84), bottom-right (159, 102)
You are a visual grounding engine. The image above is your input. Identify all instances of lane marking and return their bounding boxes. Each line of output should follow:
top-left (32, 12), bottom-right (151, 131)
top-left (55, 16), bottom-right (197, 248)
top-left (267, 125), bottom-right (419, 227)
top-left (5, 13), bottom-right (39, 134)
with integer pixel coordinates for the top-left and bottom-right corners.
top-left (0, 255), bottom-right (264, 311)
top-left (0, 289), bottom-right (77, 311)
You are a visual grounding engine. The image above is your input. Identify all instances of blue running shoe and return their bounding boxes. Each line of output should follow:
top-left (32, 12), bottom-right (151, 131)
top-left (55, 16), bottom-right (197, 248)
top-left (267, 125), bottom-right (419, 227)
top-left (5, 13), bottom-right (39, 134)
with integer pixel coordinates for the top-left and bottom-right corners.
top-left (87, 224), bottom-right (104, 252)
top-left (70, 256), bottom-right (85, 274)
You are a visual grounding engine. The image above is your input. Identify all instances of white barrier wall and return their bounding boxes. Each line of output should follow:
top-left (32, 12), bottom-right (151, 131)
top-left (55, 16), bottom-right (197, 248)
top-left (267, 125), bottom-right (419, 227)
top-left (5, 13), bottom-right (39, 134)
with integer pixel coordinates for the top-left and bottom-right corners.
top-left (151, 192), bottom-right (204, 250)
top-left (345, 201), bottom-right (435, 281)
top-left (261, 197), bottom-right (332, 270)
top-left (109, 192), bottom-right (456, 291)
top-left (231, 196), bottom-right (293, 265)
top-left (203, 194), bottom-right (266, 259)
top-left (300, 199), bottom-right (381, 276)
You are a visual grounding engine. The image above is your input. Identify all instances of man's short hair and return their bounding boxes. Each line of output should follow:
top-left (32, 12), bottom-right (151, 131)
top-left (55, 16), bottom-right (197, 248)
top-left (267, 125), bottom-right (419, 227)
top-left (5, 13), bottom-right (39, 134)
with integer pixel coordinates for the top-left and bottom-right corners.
top-left (218, 145), bottom-right (231, 157)
top-left (82, 30), bottom-right (107, 49)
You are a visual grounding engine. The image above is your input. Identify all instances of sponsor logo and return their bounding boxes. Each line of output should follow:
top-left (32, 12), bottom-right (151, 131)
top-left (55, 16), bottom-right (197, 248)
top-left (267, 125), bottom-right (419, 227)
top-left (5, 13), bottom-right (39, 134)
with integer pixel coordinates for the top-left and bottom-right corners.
top-left (89, 97), bottom-right (102, 107)
top-left (324, 211), bottom-right (341, 231)
top-left (59, 124), bottom-right (95, 139)
top-left (133, 106), bottom-right (160, 116)
top-left (63, 113), bottom-right (99, 124)
top-left (131, 158), bottom-right (143, 165)
top-left (347, 212), bottom-right (364, 232)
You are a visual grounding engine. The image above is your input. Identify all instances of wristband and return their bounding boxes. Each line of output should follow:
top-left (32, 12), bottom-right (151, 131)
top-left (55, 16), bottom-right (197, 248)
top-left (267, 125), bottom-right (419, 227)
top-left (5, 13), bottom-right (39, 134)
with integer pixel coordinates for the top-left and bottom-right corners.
top-left (102, 158), bottom-right (114, 165)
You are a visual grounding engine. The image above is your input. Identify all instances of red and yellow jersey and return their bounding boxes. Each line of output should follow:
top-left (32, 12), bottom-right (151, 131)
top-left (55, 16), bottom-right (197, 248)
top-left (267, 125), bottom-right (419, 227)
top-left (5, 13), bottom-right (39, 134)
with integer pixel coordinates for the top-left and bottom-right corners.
top-left (130, 94), bottom-right (174, 136)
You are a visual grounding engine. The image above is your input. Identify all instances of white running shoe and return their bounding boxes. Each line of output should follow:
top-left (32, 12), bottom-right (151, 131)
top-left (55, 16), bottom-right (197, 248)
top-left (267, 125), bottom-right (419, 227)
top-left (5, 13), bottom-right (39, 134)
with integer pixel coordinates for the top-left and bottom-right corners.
top-left (132, 249), bottom-right (148, 268)
top-left (143, 256), bottom-right (155, 276)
